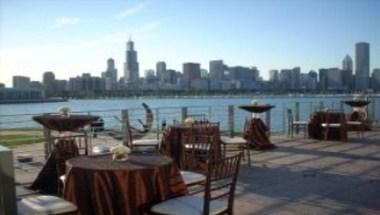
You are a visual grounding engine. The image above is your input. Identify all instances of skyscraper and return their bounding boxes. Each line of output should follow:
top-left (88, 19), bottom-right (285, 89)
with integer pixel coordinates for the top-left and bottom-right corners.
top-left (123, 39), bottom-right (139, 85)
top-left (102, 58), bottom-right (118, 90)
top-left (156, 61), bottom-right (166, 84)
top-left (355, 42), bottom-right (370, 90)
top-left (269, 70), bottom-right (279, 82)
top-left (183, 63), bottom-right (201, 89)
top-left (342, 55), bottom-right (353, 90)
top-left (209, 60), bottom-right (225, 80)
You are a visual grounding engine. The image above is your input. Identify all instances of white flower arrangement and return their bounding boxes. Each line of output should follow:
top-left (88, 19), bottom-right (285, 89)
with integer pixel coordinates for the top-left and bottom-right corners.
top-left (184, 117), bottom-right (194, 125)
top-left (58, 106), bottom-right (71, 117)
top-left (111, 144), bottom-right (131, 161)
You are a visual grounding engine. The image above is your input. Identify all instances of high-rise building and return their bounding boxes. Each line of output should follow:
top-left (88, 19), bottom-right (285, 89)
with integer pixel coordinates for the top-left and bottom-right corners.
top-left (342, 55), bottom-right (353, 90)
top-left (327, 68), bottom-right (343, 90)
top-left (13, 76), bottom-right (30, 89)
top-left (209, 60), bottom-right (225, 80)
top-left (279, 69), bottom-right (292, 90)
top-left (269, 70), bottom-right (279, 82)
top-left (355, 42), bottom-right (370, 90)
top-left (102, 58), bottom-right (118, 90)
top-left (123, 39), bottom-right (139, 84)
top-left (371, 68), bottom-right (380, 91)
top-left (43, 71), bottom-right (56, 92)
top-left (156, 61), bottom-right (166, 84)
top-left (318, 69), bottom-right (328, 91)
top-left (290, 67), bottom-right (301, 90)
top-left (183, 63), bottom-right (201, 89)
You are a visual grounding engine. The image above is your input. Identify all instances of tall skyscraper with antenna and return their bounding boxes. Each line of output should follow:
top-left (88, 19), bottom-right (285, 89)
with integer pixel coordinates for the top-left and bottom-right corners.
top-left (123, 39), bottom-right (139, 85)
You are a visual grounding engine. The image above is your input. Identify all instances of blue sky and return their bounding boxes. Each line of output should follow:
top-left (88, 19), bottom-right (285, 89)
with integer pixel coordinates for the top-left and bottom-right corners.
top-left (0, 0), bottom-right (379, 86)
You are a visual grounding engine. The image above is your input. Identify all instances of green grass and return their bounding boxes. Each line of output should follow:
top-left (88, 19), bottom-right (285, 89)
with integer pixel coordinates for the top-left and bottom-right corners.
top-left (0, 134), bottom-right (44, 147)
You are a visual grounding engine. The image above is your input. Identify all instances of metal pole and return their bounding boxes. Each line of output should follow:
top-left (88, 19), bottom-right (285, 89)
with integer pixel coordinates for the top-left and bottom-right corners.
top-left (208, 106), bottom-right (212, 121)
top-left (228, 105), bottom-right (234, 137)
top-left (282, 103), bottom-right (286, 134)
top-left (121, 109), bottom-right (129, 146)
top-left (155, 108), bottom-right (160, 140)
top-left (181, 107), bottom-right (188, 122)
top-left (266, 110), bottom-right (271, 136)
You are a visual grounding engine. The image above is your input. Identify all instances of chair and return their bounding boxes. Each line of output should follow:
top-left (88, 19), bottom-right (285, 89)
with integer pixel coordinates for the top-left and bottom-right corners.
top-left (180, 122), bottom-right (219, 187)
top-left (346, 111), bottom-right (365, 138)
top-left (17, 195), bottom-right (77, 215)
top-left (321, 110), bottom-right (347, 141)
top-left (151, 153), bottom-right (242, 215)
top-left (220, 136), bottom-right (251, 166)
top-left (125, 115), bottom-right (161, 152)
top-left (287, 108), bottom-right (308, 137)
top-left (186, 114), bottom-right (208, 123)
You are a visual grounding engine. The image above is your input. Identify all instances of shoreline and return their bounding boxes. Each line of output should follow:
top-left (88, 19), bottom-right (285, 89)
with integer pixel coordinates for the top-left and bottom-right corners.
top-left (0, 98), bottom-right (68, 105)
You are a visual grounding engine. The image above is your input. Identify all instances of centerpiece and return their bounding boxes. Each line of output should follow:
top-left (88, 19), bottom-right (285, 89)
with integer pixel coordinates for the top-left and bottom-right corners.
top-left (111, 144), bottom-right (131, 161)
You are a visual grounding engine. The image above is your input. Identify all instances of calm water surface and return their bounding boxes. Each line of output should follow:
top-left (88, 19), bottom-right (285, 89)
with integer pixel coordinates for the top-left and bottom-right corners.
top-left (1, 95), bottom-right (378, 132)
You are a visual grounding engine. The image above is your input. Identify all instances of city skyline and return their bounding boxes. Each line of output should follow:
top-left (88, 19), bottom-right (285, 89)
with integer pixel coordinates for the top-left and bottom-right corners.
top-left (1, 0), bottom-right (380, 87)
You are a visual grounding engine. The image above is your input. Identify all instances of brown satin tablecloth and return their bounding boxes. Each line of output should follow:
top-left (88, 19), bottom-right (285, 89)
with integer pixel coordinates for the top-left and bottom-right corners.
top-left (33, 114), bottom-right (99, 132)
top-left (30, 139), bottom-right (79, 194)
top-left (244, 118), bottom-right (275, 150)
top-left (308, 111), bottom-right (347, 141)
top-left (64, 153), bottom-right (188, 215)
top-left (160, 123), bottom-right (221, 168)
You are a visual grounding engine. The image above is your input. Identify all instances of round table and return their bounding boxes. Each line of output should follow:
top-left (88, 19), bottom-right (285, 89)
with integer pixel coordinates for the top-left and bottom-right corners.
top-left (33, 114), bottom-right (99, 132)
top-left (64, 153), bottom-right (187, 215)
top-left (239, 105), bottom-right (275, 150)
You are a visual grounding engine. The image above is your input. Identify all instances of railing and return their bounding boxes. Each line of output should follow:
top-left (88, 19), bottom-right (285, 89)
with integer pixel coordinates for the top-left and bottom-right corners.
top-left (1, 99), bottom-right (380, 161)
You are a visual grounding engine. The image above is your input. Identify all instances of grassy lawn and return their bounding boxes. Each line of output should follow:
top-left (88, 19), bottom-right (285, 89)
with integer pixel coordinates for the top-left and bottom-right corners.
top-left (0, 130), bottom-right (44, 147)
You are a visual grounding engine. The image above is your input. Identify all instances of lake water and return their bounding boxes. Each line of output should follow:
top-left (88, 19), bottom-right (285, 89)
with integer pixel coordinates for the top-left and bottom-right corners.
top-left (1, 95), bottom-right (379, 132)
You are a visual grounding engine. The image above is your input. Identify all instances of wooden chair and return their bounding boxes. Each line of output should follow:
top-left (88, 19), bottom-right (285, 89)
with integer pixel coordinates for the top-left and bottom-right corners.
top-left (124, 114), bottom-right (161, 152)
top-left (346, 111), bottom-right (365, 138)
top-left (151, 153), bottom-right (242, 215)
top-left (180, 122), bottom-right (220, 188)
top-left (17, 195), bottom-right (77, 215)
top-left (220, 136), bottom-right (251, 166)
top-left (321, 110), bottom-right (347, 141)
top-left (287, 108), bottom-right (308, 137)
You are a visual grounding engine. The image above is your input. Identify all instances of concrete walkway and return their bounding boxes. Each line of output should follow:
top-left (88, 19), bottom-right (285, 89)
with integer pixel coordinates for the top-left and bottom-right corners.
top-left (13, 131), bottom-right (380, 215)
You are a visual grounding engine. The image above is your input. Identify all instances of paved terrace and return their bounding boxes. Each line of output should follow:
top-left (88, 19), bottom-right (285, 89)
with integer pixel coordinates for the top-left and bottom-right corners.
top-left (13, 130), bottom-right (380, 215)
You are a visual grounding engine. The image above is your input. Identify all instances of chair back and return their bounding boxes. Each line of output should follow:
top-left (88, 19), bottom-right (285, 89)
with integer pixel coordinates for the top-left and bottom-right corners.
top-left (203, 153), bottom-right (242, 215)
top-left (181, 122), bottom-right (220, 172)
top-left (186, 114), bottom-right (208, 123)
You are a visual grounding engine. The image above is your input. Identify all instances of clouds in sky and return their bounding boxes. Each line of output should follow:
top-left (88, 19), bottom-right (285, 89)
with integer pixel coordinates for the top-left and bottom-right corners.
top-left (115, 1), bottom-right (148, 20)
top-left (51, 16), bottom-right (80, 29)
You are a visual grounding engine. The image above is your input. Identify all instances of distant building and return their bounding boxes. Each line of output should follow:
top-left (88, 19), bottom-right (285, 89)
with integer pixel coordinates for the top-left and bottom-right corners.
top-left (30, 81), bottom-right (43, 90)
top-left (0, 83), bottom-right (5, 88)
top-left (319, 69), bottom-right (329, 91)
top-left (183, 63), bottom-right (201, 89)
top-left (342, 55), bottom-right (353, 90)
top-left (355, 42), bottom-right (370, 90)
top-left (200, 69), bottom-right (208, 78)
top-left (156, 61), bottom-right (166, 84)
top-left (124, 39), bottom-right (139, 85)
top-left (279, 69), bottom-right (292, 90)
top-left (0, 88), bottom-right (44, 100)
top-left (327, 68), bottom-right (343, 90)
top-left (13, 76), bottom-right (31, 89)
top-left (372, 68), bottom-right (380, 91)
top-left (228, 66), bottom-right (258, 81)
top-left (269, 70), bottom-right (279, 83)
top-left (209, 60), bottom-right (225, 80)
top-left (68, 73), bottom-right (105, 92)
top-left (307, 70), bottom-right (318, 90)
top-left (290, 67), bottom-right (301, 90)
top-left (102, 58), bottom-right (118, 90)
